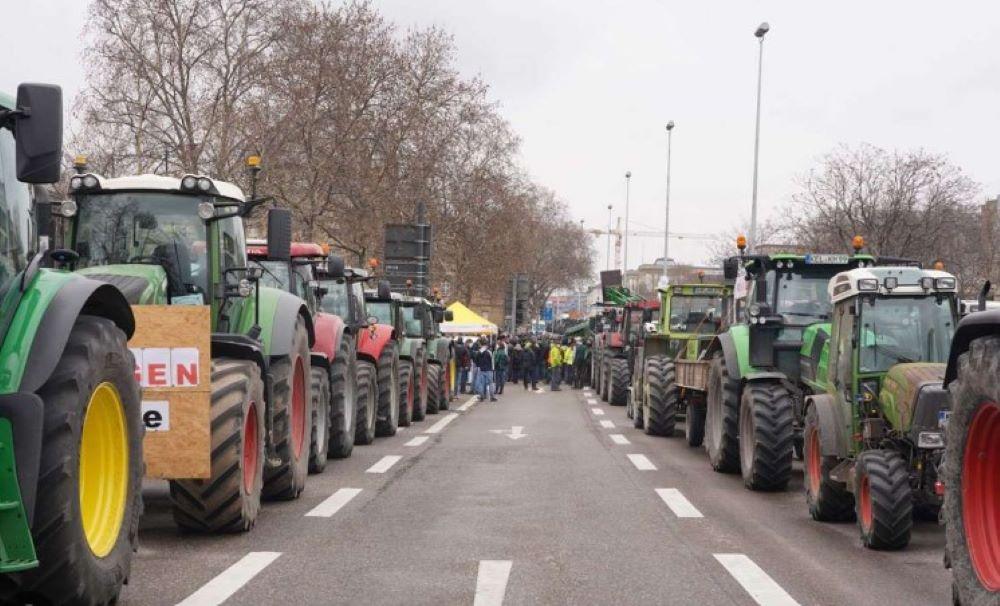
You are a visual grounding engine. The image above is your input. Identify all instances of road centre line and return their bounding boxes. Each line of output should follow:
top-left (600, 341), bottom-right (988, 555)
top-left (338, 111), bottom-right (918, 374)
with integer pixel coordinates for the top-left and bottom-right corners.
top-left (609, 434), bottom-right (630, 445)
top-left (591, 408), bottom-right (605, 416)
top-left (425, 412), bottom-right (459, 434)
top-left (655, 488), bottom-right (704, 518)
top-left (305, 488), bottom-right (362, 517)
top-left (473, 560), bottom-right (513, 606)
top-left (599, 420), bottom-right (615, 428)
top-left (713, 554), bottom-right (800, 606)
top-left (405, 435), bottom-right (429, 446)
top-left (586, 398), bottom-right (598, 404)
top-left (366, 455), bottom-right (402, 474)
top-left (627, 454), bottom-right (657, 470)
top-left (175, 551), bottom-right (281, 606)
top-left (457, 395), bottom-right (478, 411)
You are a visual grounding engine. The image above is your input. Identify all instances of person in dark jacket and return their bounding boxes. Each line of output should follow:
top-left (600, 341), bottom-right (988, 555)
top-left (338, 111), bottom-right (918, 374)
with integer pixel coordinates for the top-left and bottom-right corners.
top-left (473, 338), bottom-right (497, 401)
top-left (521, 343), bottom-right (537, 391)
top-left (510, 344), bottom-right (522, 383)
top-left (494, 344), bottom-right (509, 395)
top-left (538, 339), bottom-right (551, 382)
top-left (456, 338), bottom-right (472, 394)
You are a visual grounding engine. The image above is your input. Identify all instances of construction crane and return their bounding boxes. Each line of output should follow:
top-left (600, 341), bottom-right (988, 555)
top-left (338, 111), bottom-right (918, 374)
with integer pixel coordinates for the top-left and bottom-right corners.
top-left (588, 224), bottom-right (714, 270)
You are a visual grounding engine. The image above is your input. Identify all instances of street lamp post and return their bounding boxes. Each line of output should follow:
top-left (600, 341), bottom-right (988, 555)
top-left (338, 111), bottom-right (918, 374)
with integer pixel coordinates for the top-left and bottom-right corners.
top-left (623, 171), bottom-right (632, 273)
top-left (662, 121), bottom-right (675, 286)
top-left (606, 204), bottom-right (613, 270)
top-left (750, 21), bottom-right (769, 253)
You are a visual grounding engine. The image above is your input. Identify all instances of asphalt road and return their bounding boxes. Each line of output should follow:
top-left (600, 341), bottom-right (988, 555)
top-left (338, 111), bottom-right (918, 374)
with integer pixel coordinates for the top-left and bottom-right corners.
top-left (120, 383), bottom-right (951, 605)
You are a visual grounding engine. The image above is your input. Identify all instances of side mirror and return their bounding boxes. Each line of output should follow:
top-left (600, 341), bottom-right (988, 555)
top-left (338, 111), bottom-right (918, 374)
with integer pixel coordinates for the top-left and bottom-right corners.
top-left (316, 286), bottom-right (329, 298)
top-left (326, 253), bottom-right (345, 279)
top-left (246, 266), bottom-right (263, 281)
top-left (722, 257), bottom-right (739, 281)
top-left (266, 208), bottom-right (292, 262)
top-left (13, 83), bottom-right (63, 184)
top-left (445, 310), bottom-right (454, 322)
top-left (979, 281), bottom-right (992, 312)
top-left (377, 279), bottom-right (392, 300)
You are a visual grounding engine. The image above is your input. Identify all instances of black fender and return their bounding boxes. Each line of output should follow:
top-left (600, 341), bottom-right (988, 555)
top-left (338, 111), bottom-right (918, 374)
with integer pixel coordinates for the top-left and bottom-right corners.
top-left (806, 393), bottom-right (848, 458)
top-left (944, 309), bottom-right (1000, 386)
top-left (20, 278), bottom-right (134, 394)
top-left (211, 333), bottom-right (267, 373)
top-left (310, 352), bottom-right (330, 371)
top-left (269, 291), bottom-right (315, 358)
top-left (717, 331), bottom-right (740, 381)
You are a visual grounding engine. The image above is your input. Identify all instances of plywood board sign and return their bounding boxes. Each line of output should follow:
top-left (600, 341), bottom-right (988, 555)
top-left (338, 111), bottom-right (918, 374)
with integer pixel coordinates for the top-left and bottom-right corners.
top-left (129, 305), bottom-right (213, 479)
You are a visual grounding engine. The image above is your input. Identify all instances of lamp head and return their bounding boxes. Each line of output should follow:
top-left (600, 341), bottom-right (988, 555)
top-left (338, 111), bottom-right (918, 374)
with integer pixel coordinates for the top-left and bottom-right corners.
top-left (755, 22), bottom-right (770, 38)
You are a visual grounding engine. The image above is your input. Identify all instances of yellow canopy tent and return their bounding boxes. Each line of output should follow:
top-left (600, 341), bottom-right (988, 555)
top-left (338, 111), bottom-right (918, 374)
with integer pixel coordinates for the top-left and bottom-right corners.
top-left (441, 301), bottom-right (498, 335)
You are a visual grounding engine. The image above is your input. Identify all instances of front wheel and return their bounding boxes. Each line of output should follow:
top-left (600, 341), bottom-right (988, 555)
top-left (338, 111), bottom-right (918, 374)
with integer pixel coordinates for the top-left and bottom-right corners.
top-left (426, 364), bottom-right (443, 414)
top-left (803, 405), bottom-right (854, 521)
top-left (375, 342), bottom-right (400, 437)
top-left (738, 382), bottom-right (794, 491)
top-left (398, 360), bottom-right (414, 427)
top-left (327, 337), bottom-right (356, 459)
top-left (2, 316), bottom-right (143, 606)
top-left (855, 449), bottom-right (912, 550)
top-left (608, 358), bottom-right (629, 406)
top-left (263, 317), bottom-right (312, 500)
top-left (685, 399), bottom-right (706, 447)
top-left (706, 355), bottom-right (740, 473)
top-left (355, 361), bottom-right (378, 445)
top-left (643, 355), bottom-right (678, 436)
top-left (308, 365), bottom-right (331, 474)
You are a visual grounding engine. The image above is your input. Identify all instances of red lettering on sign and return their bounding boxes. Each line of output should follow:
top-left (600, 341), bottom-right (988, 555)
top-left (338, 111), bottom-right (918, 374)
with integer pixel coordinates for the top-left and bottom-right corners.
top-left (148, 363), bottom-right (168, 387)
top-left (176, 363), bottom-right (198, 386)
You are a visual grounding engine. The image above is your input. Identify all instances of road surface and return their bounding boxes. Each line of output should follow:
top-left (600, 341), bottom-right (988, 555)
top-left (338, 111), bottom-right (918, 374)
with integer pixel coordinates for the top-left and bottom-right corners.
top-left (121, 385), bottom-right (950, 605)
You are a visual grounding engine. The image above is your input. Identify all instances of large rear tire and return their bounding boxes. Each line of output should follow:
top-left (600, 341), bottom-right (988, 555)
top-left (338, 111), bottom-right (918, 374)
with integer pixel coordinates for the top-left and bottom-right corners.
top-left (706, 354), bottom-right (741, 473)
top-left (803, 405), bottom-right (854, 521)
top-left (854, 449), bottom-right (912, 550)
top-left (739, 381), bottom-right (795, 491)
top-left (426, 364), bottom-right (443, 414)
top-left (609, 357), bottom-right (629, 406)
top-left (308, 365), bottom-right (331, 474)
top-left (944, 335), bottom-right (1000, 603)
top-left (435, 363), bottom-right (449, 411)
top-left (263, 318), bottom-right (312, 500)
top-left (355, 361), bottom-right (378, 444)
top-left (412, 358), bottom-right (428, 421)
top-left (643, 355), bottom-right (678, 436)
top-left (1, 316), bottom-right (143, 606)
top-left (375, 342), bottom-right (400, 437)
top-left (399, 360), bottom-right (414, 427)
top-left (686, 398), bottom-right (707, 447)
top-left (170, 359), bottom-right (264, 533)
top-left (327, 336), bottom-right (356, 459)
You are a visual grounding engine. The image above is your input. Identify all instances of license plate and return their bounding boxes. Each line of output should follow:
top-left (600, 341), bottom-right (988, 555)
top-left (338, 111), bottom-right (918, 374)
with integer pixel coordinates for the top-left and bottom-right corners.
top-left (938, 410), bottom-right (951, 429)
top-left (805, 254), bottom-right (849, 265)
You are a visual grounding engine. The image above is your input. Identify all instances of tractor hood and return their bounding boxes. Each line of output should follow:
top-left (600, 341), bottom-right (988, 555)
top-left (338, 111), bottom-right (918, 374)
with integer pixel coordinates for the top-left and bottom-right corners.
top-left (76, 264), bottom-right (169, 305)
top-left (879, 363), bottom-right (948, 440)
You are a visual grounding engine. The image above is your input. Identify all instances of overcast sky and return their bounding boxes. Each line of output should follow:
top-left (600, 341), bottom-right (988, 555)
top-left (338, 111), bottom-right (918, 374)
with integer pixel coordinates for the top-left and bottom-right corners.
top-left (4, 1), bottom-right (1000, 267)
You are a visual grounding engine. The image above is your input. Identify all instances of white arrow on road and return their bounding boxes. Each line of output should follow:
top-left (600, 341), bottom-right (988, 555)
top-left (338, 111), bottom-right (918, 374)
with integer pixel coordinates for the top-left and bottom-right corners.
top-left (489, 425), bottom-right (527, 440)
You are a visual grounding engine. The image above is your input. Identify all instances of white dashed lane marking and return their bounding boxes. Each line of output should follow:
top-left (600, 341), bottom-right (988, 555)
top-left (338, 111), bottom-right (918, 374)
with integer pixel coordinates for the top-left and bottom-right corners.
top-left (474, 560), bottom-right (513, 606)
top-left (425, 413), bottom-right (459, 434)
top-left (305, 488), bottom-right (362, 517)
top-left (591, 408), bottom-right (605, 416)
top-left (405, 436), bottom-right (429, 447)
top-left (655, 488), bottom-right (703, 518)
top-left (627, 454), bottom-right (657, 470)
top-left (713, 554), bottom-right (800, 606)
top-left (366, 455), bottom-right (402, 474)
top-left (599, 420), bottom-right (615, 428)
top-left (609, 434), bottom-right (630, 445)
top-left (176, 552), bottom-right (281, 606)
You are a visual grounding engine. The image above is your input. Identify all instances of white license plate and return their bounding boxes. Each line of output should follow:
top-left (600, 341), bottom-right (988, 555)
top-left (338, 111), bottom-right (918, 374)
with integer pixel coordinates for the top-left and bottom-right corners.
top-left (805, 254), bottom-right (849, 265)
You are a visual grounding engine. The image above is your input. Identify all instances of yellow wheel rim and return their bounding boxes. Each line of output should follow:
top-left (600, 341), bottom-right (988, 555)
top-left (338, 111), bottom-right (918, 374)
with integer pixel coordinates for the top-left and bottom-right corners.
top-left (79, 382), bottom-right (129, 557)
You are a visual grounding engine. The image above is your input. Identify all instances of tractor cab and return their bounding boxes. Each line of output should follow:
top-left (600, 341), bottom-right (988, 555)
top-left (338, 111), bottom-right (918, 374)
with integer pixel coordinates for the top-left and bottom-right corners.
top-left (247, 240), bottom-right (323, 314)
top-left (364, 283), bottom-right (403, 335)
top-left (658, 283), bottom-right (730, 358)
top-left (316, 262), bottom-right (368, 332)
top-left (823, 266), bottom-right (958, 450)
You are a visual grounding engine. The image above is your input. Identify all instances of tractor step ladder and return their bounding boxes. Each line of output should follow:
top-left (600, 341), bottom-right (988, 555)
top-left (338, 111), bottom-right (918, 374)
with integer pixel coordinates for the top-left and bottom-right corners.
top-left (0, 419), bottom-right (38, 572)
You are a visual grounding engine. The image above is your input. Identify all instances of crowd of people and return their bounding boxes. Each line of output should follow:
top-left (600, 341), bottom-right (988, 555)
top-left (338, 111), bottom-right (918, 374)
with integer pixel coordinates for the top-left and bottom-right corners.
top-left (452, 335), bottom-right (594, 401)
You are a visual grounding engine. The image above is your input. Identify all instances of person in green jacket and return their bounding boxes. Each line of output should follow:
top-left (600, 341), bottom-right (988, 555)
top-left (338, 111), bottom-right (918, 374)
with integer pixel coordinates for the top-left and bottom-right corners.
top-left (562, 339), bottom-right (575, 386)
top-left (548, 341), bottom-right (563, 391)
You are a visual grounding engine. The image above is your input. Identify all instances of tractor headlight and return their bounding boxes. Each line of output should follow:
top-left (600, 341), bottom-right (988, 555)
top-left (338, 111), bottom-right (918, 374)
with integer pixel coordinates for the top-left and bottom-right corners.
top-left (59, 199), bottom-right (78, 218)
top-left (197, 177), bottom-right (212, 192)
top-left (181, 175), bottom-right (198, 190)
top-left (69, 176), bottom-right (83, 191)
top-left (917, 431), bottom-right (945, 449)
top-left (748, 302), bottom-right (761, 317)
top-left (920, 277), bottom-right (934, 290)
top-left (883, 277), bottom-right (898, 290)
top-left (858, 278), bottom-right (878, 292)
top-left (935, 277), bottom-right (956, 290)
top-left (238, 278), bottom-right (253, 297)
top-left (82, 175), bottom-right (98, 189)
top-left (197, 202), bottom-right (215, 220)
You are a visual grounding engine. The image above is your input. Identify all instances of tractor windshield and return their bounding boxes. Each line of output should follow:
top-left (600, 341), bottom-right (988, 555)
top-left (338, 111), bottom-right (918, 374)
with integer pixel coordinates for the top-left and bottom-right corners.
top-left (318, 279), bottom-right (349, 317)
top-left (401, 305), bottom-right (422, 337)
top-left (253, 260), bottom-right (291, 292)
top-left (766, 269), bottom-right (836, 325)
top-left (368, 301), bottom-right (393, 325)
top-left (73, 192), bottom-right (209, 296)
top-left (669, 295), bottom-right (723, 334)
top-left (0, 127), bottom-right (34, 297)
top-left (858, 295), bottom-right (956, 373)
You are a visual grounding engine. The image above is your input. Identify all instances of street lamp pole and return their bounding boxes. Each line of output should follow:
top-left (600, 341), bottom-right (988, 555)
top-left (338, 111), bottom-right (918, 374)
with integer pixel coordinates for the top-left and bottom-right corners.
top-left (663, 121), bottom-right (674, 286)
top-left (606, 204), bottom-right (613, 270)
top-left (749, 21), bottom-right (769, 253)
top-left (623, 171), bottom-right (632, 273)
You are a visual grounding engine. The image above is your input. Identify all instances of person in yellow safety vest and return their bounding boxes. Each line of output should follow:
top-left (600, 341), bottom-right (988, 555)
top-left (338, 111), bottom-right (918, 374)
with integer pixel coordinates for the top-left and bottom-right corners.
top-left (548, 342), bottom-right (563, 391)
top-left (562, 341), bottom-right (575, 387)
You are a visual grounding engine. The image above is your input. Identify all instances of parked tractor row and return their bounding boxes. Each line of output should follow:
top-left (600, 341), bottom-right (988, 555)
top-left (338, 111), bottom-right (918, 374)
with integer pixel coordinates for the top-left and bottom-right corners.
top-left (593, 236), bottom-right (999, 604)
top-left (0, 82), bottom-right (457, 605)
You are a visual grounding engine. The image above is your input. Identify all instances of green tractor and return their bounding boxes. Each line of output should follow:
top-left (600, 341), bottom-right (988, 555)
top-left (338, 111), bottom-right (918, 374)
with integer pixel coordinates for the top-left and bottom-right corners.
top-left (426, 301), bottom-right (455, 407)
top-left (396, 295), bottom-right (431, 422)
top-left (803, 266), bottom-right (957, 550)
top-left (64, 157), bottom-right (316, 532)
top-left (630, 283), bottom-right (730, 445)
top-left (0, 84), bottom-right (144, 605)
top-left (705, 242), bottom-right (875, 491)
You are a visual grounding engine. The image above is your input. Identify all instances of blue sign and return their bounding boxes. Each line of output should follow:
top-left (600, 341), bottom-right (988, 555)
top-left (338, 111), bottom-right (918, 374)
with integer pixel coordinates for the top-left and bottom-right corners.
top-left (541, 306), bottom-right (554, 321)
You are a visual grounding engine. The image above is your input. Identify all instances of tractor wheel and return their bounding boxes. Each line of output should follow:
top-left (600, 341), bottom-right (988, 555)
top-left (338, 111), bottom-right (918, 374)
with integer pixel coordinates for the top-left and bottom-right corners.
top-left (601, 359), bottom-right (612, 402)
top-left (686, 399), bottom-right (707, 447)
top-left (1, 316), bottom-right (143, 606)
top-left (854, 449), bottom-right (912, 550)
top-left (706, 355), bottom-right (741, 473)
top-left (327, 336), bottom-right (356, 459)
top-left (412, 359), bottom-right (428, 421)
top-left (803, 405), bottom-right (854, 521)
top-left (738, 382), bottom-right (794, 491)
top-left (398, 360), bottom-right (414, 427)
top-left (263, 318), bottom-right (312, 500)
top-left (375, 342), bottom-right (400, 437)
top-left (944, 335), bottom-right (1000, 603)
top-left (436, 362), bottom-right (450, 411)
top-left (308, 366), bottom-right (331, 474)
top-left (354, 361), bottom-right (378, 444)
top-left (170, 359), bottom-right (264, 532)
top-left (609, 358), bottom-right (629, 406)
top-left (426, 364), bottom-right (443, 414)
top-left (643, 355), bottom-right (678, 436)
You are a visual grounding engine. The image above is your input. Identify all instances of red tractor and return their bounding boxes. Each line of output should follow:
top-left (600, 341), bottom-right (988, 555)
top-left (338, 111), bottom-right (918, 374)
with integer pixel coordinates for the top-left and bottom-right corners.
top-left (591, 299), bottom-right (659, 405)
top-left (247, 241), bottom-right (357, 468)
